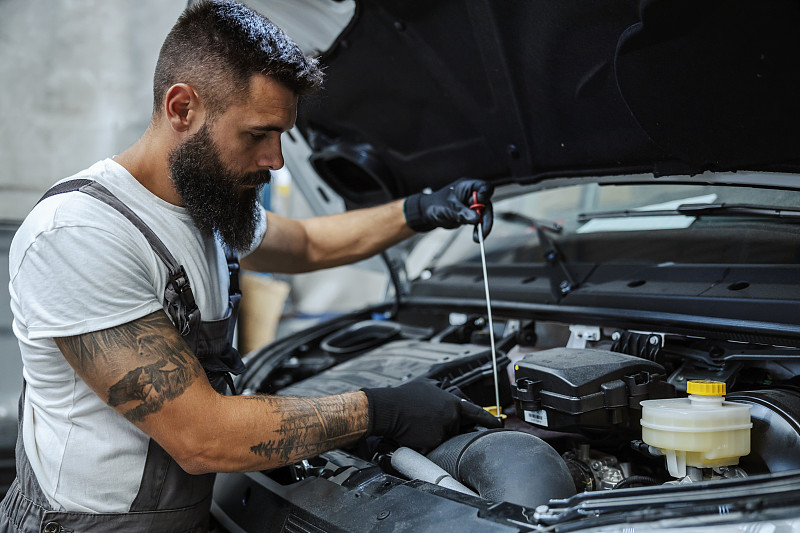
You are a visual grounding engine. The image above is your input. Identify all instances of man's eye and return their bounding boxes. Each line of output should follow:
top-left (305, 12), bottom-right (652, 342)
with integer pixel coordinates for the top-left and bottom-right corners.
top-left (249, 133), bottom-right (266, 140)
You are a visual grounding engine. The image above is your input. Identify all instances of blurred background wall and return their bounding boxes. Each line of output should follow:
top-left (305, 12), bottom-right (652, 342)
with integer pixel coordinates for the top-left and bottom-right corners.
top-left (0, 0), bottom-right (186, 220)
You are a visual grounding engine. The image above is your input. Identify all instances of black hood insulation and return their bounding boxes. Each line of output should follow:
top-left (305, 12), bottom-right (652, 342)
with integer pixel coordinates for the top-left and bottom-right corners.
top-left (296, 0), bottom-right (800, 207)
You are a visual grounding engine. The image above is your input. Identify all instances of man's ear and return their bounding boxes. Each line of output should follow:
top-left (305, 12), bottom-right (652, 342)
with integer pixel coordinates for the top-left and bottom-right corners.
top-left (164, 83), bottom-right (204, 133)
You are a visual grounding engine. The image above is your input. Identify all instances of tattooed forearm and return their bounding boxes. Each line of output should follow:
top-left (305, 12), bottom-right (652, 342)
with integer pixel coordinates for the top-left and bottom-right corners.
top-left (246, 393), bottom-right (368, 464)
top-left (55, 311), bottom-right (203, 423)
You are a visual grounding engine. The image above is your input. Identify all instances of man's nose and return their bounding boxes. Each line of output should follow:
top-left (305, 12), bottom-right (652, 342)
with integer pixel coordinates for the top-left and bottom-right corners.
top-left (256, 139), bottom-right (284, 170)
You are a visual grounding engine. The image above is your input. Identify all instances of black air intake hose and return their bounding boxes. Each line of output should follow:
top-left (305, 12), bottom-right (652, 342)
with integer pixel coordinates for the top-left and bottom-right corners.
top-left (426, 429), bottom-right (576, 508)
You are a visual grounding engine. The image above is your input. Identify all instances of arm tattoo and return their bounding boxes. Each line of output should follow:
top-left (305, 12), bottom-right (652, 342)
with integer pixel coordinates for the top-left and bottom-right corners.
top-left (245, 394), bottom-right (367, 464)
top-left (56, 311), bottom-right (203, 423)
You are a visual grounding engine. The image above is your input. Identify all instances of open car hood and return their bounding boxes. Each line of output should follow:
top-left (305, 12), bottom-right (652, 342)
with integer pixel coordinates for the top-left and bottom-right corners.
top-left (284, 0), bottom-right (800, 207)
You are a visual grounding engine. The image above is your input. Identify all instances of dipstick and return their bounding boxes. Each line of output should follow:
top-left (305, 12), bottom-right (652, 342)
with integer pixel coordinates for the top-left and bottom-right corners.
top-left (470, 192), bottom-right (502, 422)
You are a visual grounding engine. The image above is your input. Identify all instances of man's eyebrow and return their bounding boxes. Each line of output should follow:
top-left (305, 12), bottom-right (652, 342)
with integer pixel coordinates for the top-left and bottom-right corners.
top-left (249, 125), bottom-right (285, 133)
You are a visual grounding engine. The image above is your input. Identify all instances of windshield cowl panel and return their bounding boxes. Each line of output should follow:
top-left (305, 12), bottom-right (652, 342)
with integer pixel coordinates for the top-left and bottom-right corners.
top-left (408, 181), bottom-right (800, 341)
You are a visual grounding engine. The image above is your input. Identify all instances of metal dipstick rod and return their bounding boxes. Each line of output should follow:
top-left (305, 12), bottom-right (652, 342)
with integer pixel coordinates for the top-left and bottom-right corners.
top-left (470, 192), bottom-right (502, 421)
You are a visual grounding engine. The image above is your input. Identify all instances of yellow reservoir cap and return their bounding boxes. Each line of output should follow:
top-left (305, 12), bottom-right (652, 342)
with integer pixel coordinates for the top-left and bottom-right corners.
top-left (687, 380), bottom-right (726, 396)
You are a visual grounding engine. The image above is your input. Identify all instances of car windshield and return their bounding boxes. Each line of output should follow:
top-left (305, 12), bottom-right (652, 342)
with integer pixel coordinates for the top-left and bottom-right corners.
top-left (416, 181), bottom-right (800, 275)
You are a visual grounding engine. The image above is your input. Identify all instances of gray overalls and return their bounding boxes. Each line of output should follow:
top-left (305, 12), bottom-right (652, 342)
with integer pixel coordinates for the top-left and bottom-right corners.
top-left (0, 180), bottom-right (246, 532)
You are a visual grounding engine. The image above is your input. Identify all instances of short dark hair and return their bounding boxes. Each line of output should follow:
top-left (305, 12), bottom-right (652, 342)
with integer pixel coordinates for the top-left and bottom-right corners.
top-left (152, 0), bottom-right (323, 118)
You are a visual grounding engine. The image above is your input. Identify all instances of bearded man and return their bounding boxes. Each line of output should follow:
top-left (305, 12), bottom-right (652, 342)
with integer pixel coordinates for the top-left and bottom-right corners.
top-left (1, 1), bottom-right (497, 531)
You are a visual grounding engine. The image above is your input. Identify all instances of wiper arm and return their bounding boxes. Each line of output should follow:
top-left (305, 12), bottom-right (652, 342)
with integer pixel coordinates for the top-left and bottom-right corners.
top-left (533, 220), bottom-right (579, 301)
top-left (422, 213), bottom-right (564, 275)
top-left (497, 211), bottom-right (563, 233)
top-left (579, 203), bottom-right (800, 223)
top-left (494, 211), bottom-right (578, 298)
top-left (495, 212), bottom-right (576, 300)
top-left (477, 210), bottom-right (576, 301)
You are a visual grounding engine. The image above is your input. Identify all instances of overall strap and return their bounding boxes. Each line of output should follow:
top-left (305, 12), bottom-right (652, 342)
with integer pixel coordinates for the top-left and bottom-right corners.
top-left (224, 245), bottom-right (241, 300)
top-left (37, 179), bottom-right (201, 336)
top-left (37, 180), bottom-right (180, 272)
top-left (220, 246), bottom-right (242, 394)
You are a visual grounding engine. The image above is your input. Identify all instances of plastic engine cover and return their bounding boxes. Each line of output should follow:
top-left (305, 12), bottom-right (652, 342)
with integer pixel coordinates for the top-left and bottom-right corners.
top-left (512, 348), bottom-right (675, 431)
top-left (278, 339), bottom-right (509, 408)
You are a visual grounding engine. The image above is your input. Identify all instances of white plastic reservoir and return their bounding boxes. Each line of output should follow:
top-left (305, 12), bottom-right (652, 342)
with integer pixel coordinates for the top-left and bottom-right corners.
top-left (640, 380), bottom-right (752, 478)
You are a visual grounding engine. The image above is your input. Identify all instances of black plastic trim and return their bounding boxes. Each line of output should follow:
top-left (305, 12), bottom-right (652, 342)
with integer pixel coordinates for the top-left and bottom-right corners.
top-left (402, 296), bottom-right (800, 345)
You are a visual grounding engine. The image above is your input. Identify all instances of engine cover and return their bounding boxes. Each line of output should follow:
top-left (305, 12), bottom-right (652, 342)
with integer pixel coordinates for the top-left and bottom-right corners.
top-left (278, 339), bottom-right (510, 408)
top-left (512, 348), bottom-right (675, 431)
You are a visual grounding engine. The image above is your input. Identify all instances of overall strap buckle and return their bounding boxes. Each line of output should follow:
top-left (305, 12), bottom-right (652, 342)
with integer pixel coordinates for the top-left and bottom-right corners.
top-left (164, 266), bottom-right (201, 336)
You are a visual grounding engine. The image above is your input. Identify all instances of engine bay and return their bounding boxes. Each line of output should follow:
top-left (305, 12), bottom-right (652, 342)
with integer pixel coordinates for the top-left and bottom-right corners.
top-left (220, 309), bottom-right (800, 531)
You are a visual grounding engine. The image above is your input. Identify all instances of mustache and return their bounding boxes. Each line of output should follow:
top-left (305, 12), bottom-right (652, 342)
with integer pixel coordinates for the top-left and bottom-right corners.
top-left (238, 170), bottom-right (272, 189)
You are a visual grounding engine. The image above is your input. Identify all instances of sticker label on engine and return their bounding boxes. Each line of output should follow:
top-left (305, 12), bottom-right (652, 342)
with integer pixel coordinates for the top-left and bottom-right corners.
top-left (523, 409), bottom-right (549, 427)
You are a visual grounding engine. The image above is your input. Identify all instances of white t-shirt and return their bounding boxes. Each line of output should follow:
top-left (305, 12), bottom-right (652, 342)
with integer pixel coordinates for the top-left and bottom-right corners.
top-left (8, 158), bottom-right (266, 512)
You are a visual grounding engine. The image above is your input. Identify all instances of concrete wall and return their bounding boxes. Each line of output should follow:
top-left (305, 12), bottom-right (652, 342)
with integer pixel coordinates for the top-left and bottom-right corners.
top-left (0, 0), bottom-right (186, 221)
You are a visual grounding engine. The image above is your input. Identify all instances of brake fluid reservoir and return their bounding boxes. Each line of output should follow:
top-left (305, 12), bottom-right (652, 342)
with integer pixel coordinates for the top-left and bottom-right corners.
top-left (640, 380), bottom-right (752, 478)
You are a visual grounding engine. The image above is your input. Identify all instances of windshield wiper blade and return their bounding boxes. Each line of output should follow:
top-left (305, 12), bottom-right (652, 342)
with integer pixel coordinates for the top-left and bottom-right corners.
top-left (579, 203), bottom-right (800, 223)
top-left (677, 203), bottom-right (800, 218)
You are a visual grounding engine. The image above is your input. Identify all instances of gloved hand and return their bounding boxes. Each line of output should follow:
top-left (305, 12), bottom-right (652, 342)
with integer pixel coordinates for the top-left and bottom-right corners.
top-left (362, 380), bottom-right (503, 454)
top-left (403, 179), bottom-right (494, 243)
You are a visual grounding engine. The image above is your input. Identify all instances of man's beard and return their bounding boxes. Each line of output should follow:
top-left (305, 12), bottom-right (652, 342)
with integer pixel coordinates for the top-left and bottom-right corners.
top-left (169, 123), bottom-right (271, 253)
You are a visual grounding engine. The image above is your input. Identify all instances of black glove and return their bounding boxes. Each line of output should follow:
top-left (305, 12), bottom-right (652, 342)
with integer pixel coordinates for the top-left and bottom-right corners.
top-left (362, 380), bottom-right (503, 454)
top-left (403, 179), bottom-right (494, 243)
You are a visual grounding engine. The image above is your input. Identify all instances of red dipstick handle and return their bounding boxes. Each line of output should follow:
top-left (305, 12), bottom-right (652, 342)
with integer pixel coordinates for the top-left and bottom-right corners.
top-left (470, 191), bottom-right (485, 218)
